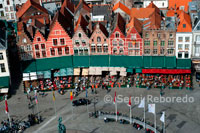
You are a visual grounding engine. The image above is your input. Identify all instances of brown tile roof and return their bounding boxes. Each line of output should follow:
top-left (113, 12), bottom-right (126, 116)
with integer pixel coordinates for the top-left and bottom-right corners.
top-left (60, 0), bottom-right (75, 14)
top-left (112, 2), bottom-right (130, 15)
top-left (143, 11), bottom-right (162, 30)
top-left (166, 9), bottom-right (182, 17)
top-left (146, 1), bottom-right (160, 15)
top-left (130, 8), bottom-right (155, 19)
top-left (74, 14), bottom-right (89, 36)
top-left (75, 0), bottom-right (91, 13)
top-left (126, 17), bottom-right (142, 34)
top-left (16, 0), bottom-right (48, 18)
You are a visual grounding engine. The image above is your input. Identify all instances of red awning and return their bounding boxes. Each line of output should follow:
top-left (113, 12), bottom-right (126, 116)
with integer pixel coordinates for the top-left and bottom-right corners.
top-left (142, 69), bottom-right (191, 74)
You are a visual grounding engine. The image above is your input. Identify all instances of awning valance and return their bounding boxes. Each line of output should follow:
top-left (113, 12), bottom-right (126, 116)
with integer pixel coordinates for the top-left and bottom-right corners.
top-left (142, 69), bottom-right (191, 74)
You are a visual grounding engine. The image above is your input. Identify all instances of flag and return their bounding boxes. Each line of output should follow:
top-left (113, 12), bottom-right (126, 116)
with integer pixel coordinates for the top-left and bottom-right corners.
top-left (138, 98), bottom-right (145, 108)
top-left (70, 91), bottom-right (73, 101)
top-left (113, 91), bottom-right (116, 104)
top-left (5, 97), bottom-right (9, 114)
top-left (148, 104), bottom-right (155, 114)
top-left (52, 91), bottom-right (56, 101)
top-left (34, 90), bottom-right (38, 104)
top-left (128, 96), bottom-right (131, 107)
top-left (160, 112), bottom-right (165, 123)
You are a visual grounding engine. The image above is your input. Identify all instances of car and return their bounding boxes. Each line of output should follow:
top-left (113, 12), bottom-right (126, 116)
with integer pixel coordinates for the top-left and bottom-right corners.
top-left (72, 98), bottom-right (91, 106)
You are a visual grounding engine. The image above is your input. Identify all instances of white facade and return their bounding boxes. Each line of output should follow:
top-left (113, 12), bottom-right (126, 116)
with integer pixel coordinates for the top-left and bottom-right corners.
top-left (176, 33), bottom-right (193, 59)
top-left (0, 0), bottom-right (27, 21)
top-left (143, 0), bottom-right (168, 9)
top-left (192, 32), bottom-right (200, 57)
top-left (0, 48), bottom-right (9, 77)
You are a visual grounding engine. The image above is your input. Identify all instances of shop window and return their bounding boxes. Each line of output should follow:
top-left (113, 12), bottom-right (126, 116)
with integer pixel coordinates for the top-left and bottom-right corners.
top-left (91, 46), bottom-right (96, 53)
top-left (0, 53), bottom-right (3, 60)
top-left (42, 51), bottom-right (46, 57)
top-left (178, 52), bottom-right (182, 58)
top-left (144, 49), bottom-right (150, 55)
top-left (185, 53), bottom-right (189, 58)
top-left (0, 63), bottom-right (6, 72)
top-left (84, 48), bottom-right (88, 55)
top-left (36, 51), bottom-right (40, 58)
top-left (160, 49), bottom-right (165, 55)
top-left (167, 49), bottom-right (174, 55)
top-left (113, 48), bottom-right (117, 54)
top-left (58, 48), bottom-right (62, 55)
top-left (97, 45), bottom-right (102, 53)
top-left (153, 49), bottom-right (157, 55)
top-left (74, 49), bottom-right (78, 55)
top-left (51, 48), bottom-right (55, 56)
top-left (103, 45), bottom-right (108, 53)
top-left (65, 47), bottom-right (69, 54)
top-left (119, 48), bottom-right (123, 54)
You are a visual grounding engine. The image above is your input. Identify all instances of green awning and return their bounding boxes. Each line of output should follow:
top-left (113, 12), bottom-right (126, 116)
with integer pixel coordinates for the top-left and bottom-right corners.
top-left (22, 60), bottom-right (37, 73)
top-left (0, 76), bottom-right (10, 88)
top-left (165, 56), bottom-right (176, 68)
top-left (73, 56), bottom-right (89, 67)
top-left (143, 56), bottom-right (151, 68)
top-left (126, 68), bottom-right (133, 73)
top-left (90, 55), bottom-right (109, 66)
top-left (151, 56), bottom-right (164, 68)
top-left (177, 59), bottom-right (191, 69)
top-left (135, 68), bottom-right (142, 73)
top-left (44, 71), bottom-right (51, 79)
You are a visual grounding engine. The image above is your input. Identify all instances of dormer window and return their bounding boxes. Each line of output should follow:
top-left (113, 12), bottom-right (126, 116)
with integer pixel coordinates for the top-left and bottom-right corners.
top-left (78, 33), bottom-right (82, 38)
top-left (180, 6), bottom-right (185, 11)
top-left (23, 38), bottom-right (27, 43)
top-left (115, 32), bottom-right (120, 38)
top-left (183, 24), bottom-right (186, 28)
top-left (37, 37), bottom-right (41, 42)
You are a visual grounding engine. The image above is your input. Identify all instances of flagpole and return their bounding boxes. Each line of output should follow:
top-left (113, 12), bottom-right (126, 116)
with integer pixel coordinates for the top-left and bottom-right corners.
top-left (155, 105), bottom-right (156, 133)
top-left (164, 113), bottom-right (165, 133)
top-left (7, 112), bottom-right (12, 127)
top-left (115, 101), bottom-right (117, 121)
top-left (144, 97), bottom-right (146, 130)
top-left (35, 91), bottom-right (40, 120)
top-left (130, 105), bottom-right (131, 124)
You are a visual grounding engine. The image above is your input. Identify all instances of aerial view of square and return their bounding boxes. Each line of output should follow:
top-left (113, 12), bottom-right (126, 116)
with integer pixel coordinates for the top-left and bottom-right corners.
top-left (0, 0), bottom-right (200, 132)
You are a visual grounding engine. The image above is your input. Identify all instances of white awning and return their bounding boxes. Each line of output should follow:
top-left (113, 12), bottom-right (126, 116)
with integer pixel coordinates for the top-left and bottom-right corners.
top-left (74, 68), bottom-right (80, 76)
top-left (23, 73), bottom-right (29, 77)
top-left (82, 68), bottom-right (89, 76)
top-left (120, 72), bottom-right (127, 76)
top-left (97, 44), bottom-right (102, 46)
top-left (91, 44), bottom-right (95, 46)
top-left (0, 88), bottom-right (9, 93)
top-left (30, 72), bottom-right (37, 76)
top-left (30, 76), bottom-right (37, 81)
top-left (102, 67), bottom-right (109, 71)
top-left (23, 77), bottom-right (30, 81)
top-left (103, 44), bottom-right (108, 46)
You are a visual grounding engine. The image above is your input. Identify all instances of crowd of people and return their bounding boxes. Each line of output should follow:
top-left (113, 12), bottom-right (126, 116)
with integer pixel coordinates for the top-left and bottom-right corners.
top-left (24, 73), bottom-right (192, 93)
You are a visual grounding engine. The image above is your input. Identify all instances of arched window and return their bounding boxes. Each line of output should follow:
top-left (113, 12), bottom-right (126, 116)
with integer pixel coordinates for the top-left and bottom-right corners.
top-left (113, 48), bottom-right (117, 54)
top-left (97, 36), bottom-right (101, 42)
top-left (119, 48), bottom-right (123, 54)
top-left (119, 39), bottom-right (124, 46)
top-left (115, 32), bottom-right (120, 38)
top-left (78, 33), bottom-right (82, 38)
top-left (112, 39), bottom-right (117, 46)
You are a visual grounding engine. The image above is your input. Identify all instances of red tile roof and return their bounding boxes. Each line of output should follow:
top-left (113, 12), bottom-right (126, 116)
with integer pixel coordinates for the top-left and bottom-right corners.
top-left (146, 1), bottom-right (160, 15)
top-left (177, 11), bottom-right (192, 32)
top-left (126, 17), bottom-right (142, 34)
top-left (75, 0), bottom-right (91, 13)
top-left (112, 2), bottom-right (130, 15)
top-left (130, 8), bottom-right (155, 19)
top-left (16, 0), bottom-right (48, 18)
top-left (60, 0), bottom-right (75, 14)
top-left (143, 11), bottom-right (162, 30)
top-left (168, 0), bottom-right (192, 12)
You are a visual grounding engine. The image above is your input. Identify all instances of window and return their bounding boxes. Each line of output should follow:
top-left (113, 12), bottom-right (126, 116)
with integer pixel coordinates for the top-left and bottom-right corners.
top-left (128, 50), bottom-right (134, 55)
top-left (97, 45), bottom-right (102, 53)
top-left (74, 49), bottom-right (78, 55)
top-left (0, 63), bottom-right (6, 72)
top-left (161, 41), bottom-right (165, 46)
top-left (84, 48), bottom-right (88, 55)
top-left (37, 37), bottom-right (41, 42)
top-left (60, 38), bottom-right (65, 45)
top-left (23, 38), bottom-right (27, 43)
top-left (115, 32), bottom-right (120, 38)
top-left (197, 26), bottom-right (200, 30)
top-left (97, 37), bottom-right (101, 42)
top-left (6, 0), bottom-right (10, 5)
top-left (168, 49), bottom-right (174, 55)
top-left (185, 53), bottom-right (189, 58)
top-left (153, 40), bottom-right (157, 46)
top-left (169, 33), bottom-right (173, 38)
top-left (119, 48), bottom-right (123, 54)
top-left (178, 37), bottom-right (183, 42)
top-left (183, 24), bottom-right (186, 28)
top-left (6, 13), bottom-right (9, 19)
top-left (26, 45), bottom-right (32, 51)
top-left (180, 6), bottom-right (184, 10)
top-left (65, 47), bottom-right (69, 54)
top-left (58, 48), bottom-right (62, 55)
top-left (145, 33), bottom-right (149, 38)
top-left (135, 42), bottom-right (139, 48)
top-left (160, 49), bottom-right (164, 55)
top-left (131, 34), bottom-right (136, 40)
top-left (144, 49), bottom-right (150, 55)
top-left (144, 40), bottom-right (150, 46)
top-left (185, 44), bottom-right (189, 50)
top-left (113, 48), bottom-right (117, 54)
top-left (36, 51), bottom-right (40, 58)
top-left (178, 52), bottom-right (182, 58)
top-left (91, 46), bottom-right (96, 53)
top-left (128, 42), bottom-right (132, 48)
top-left (157, 33), bottom-right (161, 38)
top-left (11, 13), bottom-right (14, 19)
top-left (53, 39), bottom-right (58, 45)
top-left (0, 4), bottom-right (2, 8)
top-left (153, 49), bottom-right (157, 54)
top-left (75, 40), bottom-right (79, 46)
top-left (104, 39), bottom-right (106, 42)
top-left (55, 30), bottom-right (60, 35)
top-left (78, 33), bottom-right (82, 38)
top-left (178, 44), bottom-right (182, 50)
top-left (42, 51), bottom-right (46, 57)
top-left (168, 40), bottom-right (174, 46)
top-left (51, 48), bottom-right (55, 56)
top-left (5, 7), bottom-right (8, 12)
top-left (20, 46), bottom-right (24, 52)
top-left (35, 44), bottom-right (39, 50)
top-left (119, 40), bottom-right (123, 46)
top-left (103, 45), bottom-right (108, 53)
top-left (113, 40), bottom-right (117, 46)
top-left (0, 11), bottom-right (4, 17)
top-left (0, 53), bottom-right (3, 60)
top-left (79, 49), bottom-right (84, 55)
top-left (185, 37), bottom-right (190, 42)
top-left (135, 50), bottom-right (140, 55)
top-left (82, 40), bottom-right (86, 46)
top-left (196, 35), bottom-right (200, 42)
top-left (41, 44), bottom-right (45, 49)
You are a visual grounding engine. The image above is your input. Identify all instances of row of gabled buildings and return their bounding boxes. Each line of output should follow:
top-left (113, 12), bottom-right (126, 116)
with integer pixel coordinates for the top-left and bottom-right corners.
top-left (15, 0), bottom-right (200, 72)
